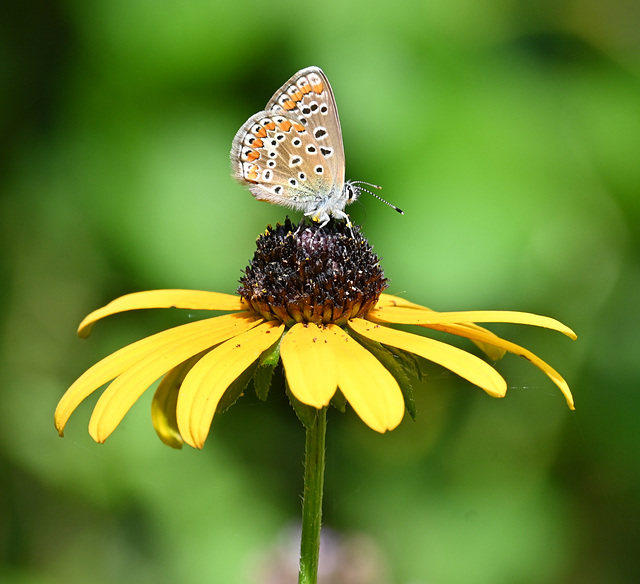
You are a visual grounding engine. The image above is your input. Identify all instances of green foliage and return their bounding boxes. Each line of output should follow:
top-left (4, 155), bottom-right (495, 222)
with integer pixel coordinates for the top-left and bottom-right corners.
top-left (2, 1), bottom-right (640, 583)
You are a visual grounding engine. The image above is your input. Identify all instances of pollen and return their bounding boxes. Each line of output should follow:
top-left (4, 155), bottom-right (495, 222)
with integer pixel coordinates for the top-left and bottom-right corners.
top-left (238, 219), bottom-right (388, 326)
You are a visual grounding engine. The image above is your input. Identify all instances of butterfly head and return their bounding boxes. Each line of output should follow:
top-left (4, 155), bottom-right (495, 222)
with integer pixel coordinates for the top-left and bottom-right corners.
top-left (344, 181), bottom-right (361, 206)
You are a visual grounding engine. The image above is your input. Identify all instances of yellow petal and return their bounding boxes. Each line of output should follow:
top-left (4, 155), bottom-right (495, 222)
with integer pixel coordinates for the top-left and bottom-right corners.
top-left (423, 323), bottom-right (575, 409)
top-left (280, 323), bottom-right (338, 408)
top-left (368, 307), bottom-right (577, 339)
top-left (324, 324), bottom-right (405, 433)
top-left (56, 312), bottom-right (258, 436)
top-left (83, 313), bottom-right (261, 443)
top-left (348, 319), bottom-right (507, 398)
top-left (78, 290), bottom-right (246, 337)
top-left (376, 294), bottom-right (432, 310)
top-left (151, 354), bottom-right (205, 449)
top-left (56, 313), bottom-right (254, 435)
top-left (177, 320), bottom-right (285, 449)
top-left (433, 322), bottom-right (508, 361)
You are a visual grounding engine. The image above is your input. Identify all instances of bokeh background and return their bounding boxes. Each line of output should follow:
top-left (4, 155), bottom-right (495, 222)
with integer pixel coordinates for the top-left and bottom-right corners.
top-left (2, 1), bottom-right (639, 583)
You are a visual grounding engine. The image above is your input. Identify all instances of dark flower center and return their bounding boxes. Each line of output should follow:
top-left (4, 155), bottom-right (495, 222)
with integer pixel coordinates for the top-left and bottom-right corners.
top-left (238, 218), bottom-right (388, 326)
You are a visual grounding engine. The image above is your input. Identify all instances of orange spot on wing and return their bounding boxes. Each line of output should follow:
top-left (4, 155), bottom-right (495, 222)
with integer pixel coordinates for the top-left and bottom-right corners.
top-left (283, 100), bottom-right (296, 110)
top-left (245, 150), bottom-right (259, 162)
top-left (246, 165), bottom-right (259, 181)
top-left (278, 120), bottom-right (292, 132)
top-left (254, 128), bottom-right (267, 138)
top-left (291, 90), bottom-right (303, 101)
top-left (265, 121), bottom-right (276, 130)
top-left (300, 83), bottom-right (311, 94)
top-left (313, 81), bottom-right (324, 94)
top-left (293, 123), bottom-right (305, 132)
top-left (252, 138), bottom-right (263, 148)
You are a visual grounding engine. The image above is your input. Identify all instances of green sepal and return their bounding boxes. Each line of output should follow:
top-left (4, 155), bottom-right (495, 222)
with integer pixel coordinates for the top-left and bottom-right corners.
top-left (387, 344), bottom-right (425, 383)
top-left (349, 329), bottom-right (418, 421)
top-left (216, 360), bottom-right (258, 413)
top-left (285, 379), bottom-right (319, 430)
top-left (330, 388), bottom-right (347, 413)
top-left (253, 363), bottom-right (276, 401)
top-left (259, 337), bottom-right (282, 367)
top-left (253, 335), bottom-right (282, 401)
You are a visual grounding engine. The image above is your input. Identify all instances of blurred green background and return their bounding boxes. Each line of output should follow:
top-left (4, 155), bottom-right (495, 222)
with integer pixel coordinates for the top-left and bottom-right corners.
top-left (2, 1), bottom-right (639, 583)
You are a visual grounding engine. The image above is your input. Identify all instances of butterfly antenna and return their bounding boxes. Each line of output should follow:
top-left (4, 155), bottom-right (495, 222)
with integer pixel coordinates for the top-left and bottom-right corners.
top-left (351, 181), bottom-right (404, 215)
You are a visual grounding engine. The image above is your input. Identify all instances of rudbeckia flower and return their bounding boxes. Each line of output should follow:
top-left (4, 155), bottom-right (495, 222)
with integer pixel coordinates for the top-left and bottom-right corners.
top-left (55, 219), bottom-right (576, 449)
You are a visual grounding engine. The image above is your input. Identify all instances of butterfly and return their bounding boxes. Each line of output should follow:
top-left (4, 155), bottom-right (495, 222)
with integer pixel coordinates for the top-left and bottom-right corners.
top-left (230, 66), bottom-right (401, 229)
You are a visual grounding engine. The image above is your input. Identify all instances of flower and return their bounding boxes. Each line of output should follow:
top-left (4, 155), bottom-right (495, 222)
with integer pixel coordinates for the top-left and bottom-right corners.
top-left (55, 219), bottom-right (576, 449)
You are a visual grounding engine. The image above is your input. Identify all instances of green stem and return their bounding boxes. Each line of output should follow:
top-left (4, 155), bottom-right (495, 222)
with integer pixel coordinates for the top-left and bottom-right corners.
top-left (298, 407), bottom-right (327, 584)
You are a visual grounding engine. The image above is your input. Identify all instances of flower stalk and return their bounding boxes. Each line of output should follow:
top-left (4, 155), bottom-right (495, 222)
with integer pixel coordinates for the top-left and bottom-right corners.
top-left (298, 406), bottom-right (327, 584)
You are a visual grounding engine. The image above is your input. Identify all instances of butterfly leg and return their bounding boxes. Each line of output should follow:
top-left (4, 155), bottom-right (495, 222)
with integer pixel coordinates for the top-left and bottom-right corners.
top-left (330, 209), bottom-right (355, 238)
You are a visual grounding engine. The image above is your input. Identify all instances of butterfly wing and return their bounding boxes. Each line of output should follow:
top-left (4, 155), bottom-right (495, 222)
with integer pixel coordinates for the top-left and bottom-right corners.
top-left (230, 67), bottom-right (351, 224)
top-left (264, 66), bottom-right (345, 185)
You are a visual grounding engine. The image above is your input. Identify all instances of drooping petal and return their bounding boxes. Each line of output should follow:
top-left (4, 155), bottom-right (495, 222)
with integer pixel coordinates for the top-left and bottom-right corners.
top-left (177, 320), bottom-right (285, 449)
top-left (367, 306), bottom-right (577, 339)
top-left (55, 312), bottom-right (257, 435)
top-left (151, 353), bottom-right (206, 449)
top-left (78, 290), bottom-right (246, 337)
top-left (280, 323), bottom-right (338, 408)
top-left (85, 313), bottom-right (262, 443)
top-left (348, 319), bottom-right (507, 398)
top-left (376, 296), bottom-right (508, 360)
top-left (324, 324), bottom-right (405, 433)
top-left (419, 323), bottom-right (576, 409)
top-left (435, 322), bottom-right (508, 361)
